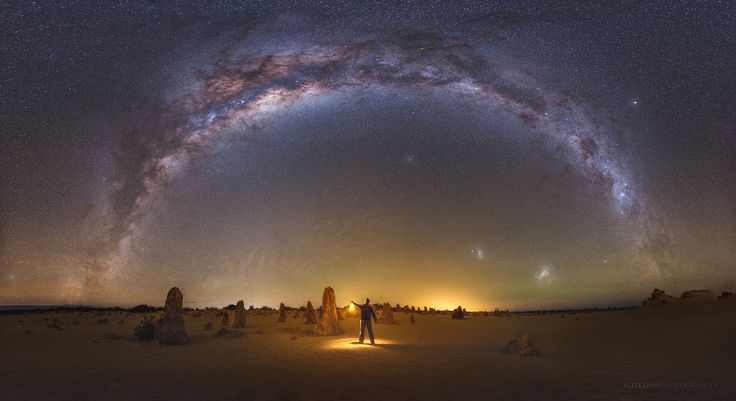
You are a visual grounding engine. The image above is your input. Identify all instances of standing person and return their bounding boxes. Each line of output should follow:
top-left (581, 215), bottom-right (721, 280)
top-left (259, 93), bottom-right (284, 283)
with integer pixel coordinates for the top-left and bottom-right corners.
top-left (350, 298), bottom-right (378, 345)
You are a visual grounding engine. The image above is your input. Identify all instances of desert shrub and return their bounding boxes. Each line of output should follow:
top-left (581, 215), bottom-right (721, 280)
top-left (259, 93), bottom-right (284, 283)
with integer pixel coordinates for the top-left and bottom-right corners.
top-left (133, 317), bottom-right (156, 341)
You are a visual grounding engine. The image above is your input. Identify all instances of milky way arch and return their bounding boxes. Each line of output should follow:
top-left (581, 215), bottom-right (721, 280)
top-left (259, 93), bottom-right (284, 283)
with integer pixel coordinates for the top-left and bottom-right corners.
top-left (88, 35), bottom-right (658, 291)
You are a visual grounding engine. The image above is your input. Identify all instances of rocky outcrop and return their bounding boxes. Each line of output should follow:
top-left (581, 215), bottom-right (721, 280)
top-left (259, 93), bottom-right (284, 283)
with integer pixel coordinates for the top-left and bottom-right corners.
top-left (154, 287), bottom-right (189, 345)
top-left (502, 333), bottom-right (538, 356)
top-left (313, 287), bottom-right (343, 336)
top-left (642, 288), bottom-right (677, 305)
top-left (680, 289), bottom-right (711, 298)
top-left (221, 310), bottom-right (230, 326)
top-left (451, 305), bottom-right (465, 320)
top-left (410, 313), bottom-right (415, 324)
top-left (277, 303), bottom-right (286, 323)
top-left (378, 302), bottom-right (396, 324)
top-left (305, 301), bottom-right (317, 324)
top-left (232, 300), bottom-right (246, 328)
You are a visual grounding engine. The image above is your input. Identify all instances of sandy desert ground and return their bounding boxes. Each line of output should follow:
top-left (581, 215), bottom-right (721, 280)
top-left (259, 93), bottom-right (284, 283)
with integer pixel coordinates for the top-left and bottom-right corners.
top-left (1, 295), bottom-right (734, 401)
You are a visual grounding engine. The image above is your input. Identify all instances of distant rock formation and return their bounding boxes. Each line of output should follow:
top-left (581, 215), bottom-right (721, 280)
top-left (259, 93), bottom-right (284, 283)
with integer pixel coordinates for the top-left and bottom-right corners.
top-left (451, 305), bottom-right (465, 320)
top-left (232, 300), bottom-right (246, 328)
top-left (502, 333), bottom-right (538, 356)
top-left (336, 307), bottom-right (344, 321)
top-left (410, 313), bottom-right (415, 324)
top-left (681, 289), bottom-right (711, 298)
top-left (318, 306), bottom-right (324, 320)
top-left (277, 303), bottom-right (286, 323)
top-left (718, 291), bottom-right (733, 300)
top-left (154, 287), bottom-right (189, 345)
top-left (221, 310), bottom-right (230, 326)
top-left (133, 317), bottom-right (156, 341)
top-left (378, 302), bottom-right (396, 324)
top-left (313, 286), bottom-right (343, 336)
top-left (305, 301), bottom-right (317, 324)
top-left (643, 288), bottom-right (677, 305)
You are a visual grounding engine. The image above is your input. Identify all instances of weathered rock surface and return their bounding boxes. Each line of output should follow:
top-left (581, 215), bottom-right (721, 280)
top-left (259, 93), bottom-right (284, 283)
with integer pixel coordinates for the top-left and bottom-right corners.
top-left (681, 289), bottom-right (711, 298)
top-left (154, 287), bottom-right (189, 345)
top-left (313, 287), bottom-right (343, 336)
top-left (232, 300), bottom-right (246, 328)
top-left (451, 305), bottom-right (465, 320)
top-left (643, 288), bottom-right (678, 305)
top-left (277, 302), bottom-right (286, 323)
top-left (305, 301), bottom-right (317, 324)
top-left (379, 302), bottom-right (396, 324)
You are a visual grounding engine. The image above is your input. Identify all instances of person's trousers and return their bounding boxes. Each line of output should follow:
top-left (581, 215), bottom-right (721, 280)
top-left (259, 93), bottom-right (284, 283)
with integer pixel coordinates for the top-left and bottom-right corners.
top-left (359, 319), bottom-right (374, 344)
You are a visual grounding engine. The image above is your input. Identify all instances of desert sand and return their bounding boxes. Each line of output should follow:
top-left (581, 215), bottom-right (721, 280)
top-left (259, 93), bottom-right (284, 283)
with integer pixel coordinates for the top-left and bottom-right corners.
top-left (1, 293), bottom-right (734, 401)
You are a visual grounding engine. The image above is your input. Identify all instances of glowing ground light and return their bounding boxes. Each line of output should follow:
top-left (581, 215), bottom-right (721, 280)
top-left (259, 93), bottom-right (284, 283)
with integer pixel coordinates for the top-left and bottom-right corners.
top-left (325, 338), bottom-right (397, 350)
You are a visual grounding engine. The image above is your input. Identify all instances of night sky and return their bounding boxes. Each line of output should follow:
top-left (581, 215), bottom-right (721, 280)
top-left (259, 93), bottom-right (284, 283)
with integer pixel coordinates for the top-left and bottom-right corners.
top-left (1, 1), bottom-right (734, 310)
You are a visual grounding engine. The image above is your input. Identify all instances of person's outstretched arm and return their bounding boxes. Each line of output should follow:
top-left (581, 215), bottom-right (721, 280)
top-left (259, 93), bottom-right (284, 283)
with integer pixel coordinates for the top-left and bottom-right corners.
top-left (371, 308), bottom-right (378, 323)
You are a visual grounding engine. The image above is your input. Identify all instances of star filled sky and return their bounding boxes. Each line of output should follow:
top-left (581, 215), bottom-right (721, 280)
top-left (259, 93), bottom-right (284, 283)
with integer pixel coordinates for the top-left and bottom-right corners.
top-left (1, 1), bottom-right (734, 310)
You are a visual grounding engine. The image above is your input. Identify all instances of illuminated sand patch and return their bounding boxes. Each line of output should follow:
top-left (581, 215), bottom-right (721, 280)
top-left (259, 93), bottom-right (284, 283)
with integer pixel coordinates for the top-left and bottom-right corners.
top-left (325, 338), bottom-right (398, 351)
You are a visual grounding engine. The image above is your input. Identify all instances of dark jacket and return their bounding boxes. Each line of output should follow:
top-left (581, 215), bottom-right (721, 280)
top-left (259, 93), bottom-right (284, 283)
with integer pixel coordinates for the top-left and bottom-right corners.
top-left (358, 304), bottom-right (377, 321)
